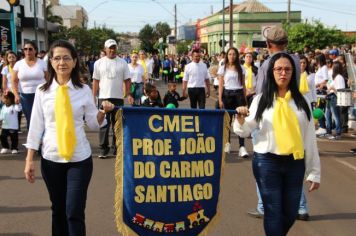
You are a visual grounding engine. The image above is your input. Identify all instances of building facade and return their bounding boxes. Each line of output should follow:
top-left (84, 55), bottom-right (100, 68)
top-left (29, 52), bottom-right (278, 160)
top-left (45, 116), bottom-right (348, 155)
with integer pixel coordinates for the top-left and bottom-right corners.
top-left (197, 0), bottom-right (301, 54)
top-left (51, 5), bottom-right (88, 29)
top-left (0, 0), bottom-right (59, 52)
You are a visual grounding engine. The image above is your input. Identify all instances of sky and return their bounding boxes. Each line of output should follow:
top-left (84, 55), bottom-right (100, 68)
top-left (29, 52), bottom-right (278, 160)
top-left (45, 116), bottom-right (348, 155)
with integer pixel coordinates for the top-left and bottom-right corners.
top-left (59, 0), bottom-right (356, 33)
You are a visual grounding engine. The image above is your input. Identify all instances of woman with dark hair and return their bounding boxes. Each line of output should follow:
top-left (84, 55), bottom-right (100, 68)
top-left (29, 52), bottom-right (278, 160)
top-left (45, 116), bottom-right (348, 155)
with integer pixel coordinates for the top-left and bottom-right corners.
top-left (314, 54), bottom-right (329, 136)
top-left (243, 52), bottom-right (258, 107)
top-left (217, 47), bottom-right (248, 157)
top-left (299, 55), bottom-right (317, 106)
top-left (233, 53), bottom-right (320, 236)
top-left (24, 40), bottom-right (114, 236)
top-left (325, 61), bottom-right (345, 140)
top-left (11, 41), bottom-right (48, 129)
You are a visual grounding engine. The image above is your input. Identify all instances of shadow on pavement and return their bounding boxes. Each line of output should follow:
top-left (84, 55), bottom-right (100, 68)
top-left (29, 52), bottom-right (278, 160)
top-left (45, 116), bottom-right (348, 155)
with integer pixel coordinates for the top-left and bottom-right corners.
top-left (0, 234), bottom-right (35, 236)
top-left (0, 206), bottom-right (49, 214)
top-left (311, 212), bottom-right (356, 221)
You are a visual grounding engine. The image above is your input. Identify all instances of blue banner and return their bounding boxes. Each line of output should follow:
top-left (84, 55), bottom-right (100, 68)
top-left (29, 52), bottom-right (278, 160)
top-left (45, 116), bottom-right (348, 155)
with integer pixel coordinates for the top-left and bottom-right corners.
top-left (114, 107), bottom-right (229, 236)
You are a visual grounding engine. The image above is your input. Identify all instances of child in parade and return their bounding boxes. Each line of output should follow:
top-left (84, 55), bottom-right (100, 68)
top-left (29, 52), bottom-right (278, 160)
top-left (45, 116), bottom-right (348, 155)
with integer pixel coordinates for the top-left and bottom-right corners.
top-left (163, 81), bottom-right (186, 108)
top-left (142, 83), bottom-right (163, 108)
top-left (0, 91), bottom-right (21, 154)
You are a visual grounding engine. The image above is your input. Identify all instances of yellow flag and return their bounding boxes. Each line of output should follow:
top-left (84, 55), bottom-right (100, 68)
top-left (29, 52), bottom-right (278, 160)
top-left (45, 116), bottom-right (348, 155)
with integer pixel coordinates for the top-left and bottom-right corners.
top-left (272, 91), bottom-right (304, 160)
top-left (243, 63), bottom-right (253, 89)
top-left (55, 85), bottom-right (76, 161)
top-left (299, 71), bottom-right (309, 94)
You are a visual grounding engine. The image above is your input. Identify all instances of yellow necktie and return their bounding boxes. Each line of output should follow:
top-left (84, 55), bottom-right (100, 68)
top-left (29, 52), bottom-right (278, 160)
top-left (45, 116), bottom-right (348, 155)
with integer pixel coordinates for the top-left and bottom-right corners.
top-left (243, 63), bottom-right (253, 89)
top-left (299, 71), bottom-right (309, 94)
top-left (55, 85), bottom-right (76, 161)
top-left (272, 91), bottom-right (304, 160)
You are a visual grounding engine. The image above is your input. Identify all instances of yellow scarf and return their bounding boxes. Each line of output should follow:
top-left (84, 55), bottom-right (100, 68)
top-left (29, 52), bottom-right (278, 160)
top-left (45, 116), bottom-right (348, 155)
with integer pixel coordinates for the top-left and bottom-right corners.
top-left (243, 63), bottom-right (253, 89)
top-left (140, 59), bottom-right (147, 76)
top-left (272, 91), bottom-right (304, 160)
top-left (299, 71), bottom-right (309, 94)
top-left (55, 85), bottom-right (76, 161)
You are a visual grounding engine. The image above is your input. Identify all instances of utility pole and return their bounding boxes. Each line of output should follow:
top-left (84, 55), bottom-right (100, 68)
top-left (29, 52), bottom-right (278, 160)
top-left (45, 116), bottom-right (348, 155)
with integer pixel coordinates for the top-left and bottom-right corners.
top-left (222, 0), bottom-right (225, 51)
top-left (229, 0), bottom-right (233, 48)
top-left (33, 0), bottom-right (38, 47)
top-left (43, 0), bottom-right (48, 50)
top-left (287, 0), bottom-right (291, 26)
top-left (174, 4), bottom-right (177, 39)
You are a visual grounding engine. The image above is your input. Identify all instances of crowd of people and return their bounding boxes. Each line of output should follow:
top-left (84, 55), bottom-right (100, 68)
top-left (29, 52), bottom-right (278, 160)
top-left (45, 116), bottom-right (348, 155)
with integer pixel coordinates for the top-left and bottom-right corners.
top-left (0, 24), bottom-right (354, 235)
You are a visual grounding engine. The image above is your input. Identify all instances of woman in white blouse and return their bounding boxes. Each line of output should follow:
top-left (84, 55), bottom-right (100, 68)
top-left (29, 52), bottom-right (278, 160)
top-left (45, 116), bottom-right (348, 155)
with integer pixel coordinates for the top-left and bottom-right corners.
top-left (325, 61), bottom-right (345, 140)
top-left (314, 54), bottom-right (328, 135)
top-left (24, 40), bottom-right (114, 236)
top-left (218, 47), bottom-right (248, 157)
top-left (12, 41), bottom-right (48, 129)
top-left (234, 53), bottom-right (320, 236)
top-left (128, 51), bottom-right (145, 105)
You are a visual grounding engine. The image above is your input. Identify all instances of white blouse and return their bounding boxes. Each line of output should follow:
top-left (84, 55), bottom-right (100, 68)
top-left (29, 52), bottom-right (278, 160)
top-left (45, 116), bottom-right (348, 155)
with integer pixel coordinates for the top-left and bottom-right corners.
top-left (128, 63), bottom-right (145, 83)
top-left (26, 80), bottom-right (106, 163)
top-left (233, 94), bottom-right (321, 183)
top-left (217, 66), bottom-right (246, 90)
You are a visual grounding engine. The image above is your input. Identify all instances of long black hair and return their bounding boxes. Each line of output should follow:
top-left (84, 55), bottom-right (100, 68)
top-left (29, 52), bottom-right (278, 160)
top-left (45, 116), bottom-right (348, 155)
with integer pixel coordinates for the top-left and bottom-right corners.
top-left (255, 53), bottom-right (311, 122)
top-left (299, 55), bottom-right (310, 75)
top-left (40, 40), bottom-right (82, 91)
top-left (224, 47), bottom-right (243, 85)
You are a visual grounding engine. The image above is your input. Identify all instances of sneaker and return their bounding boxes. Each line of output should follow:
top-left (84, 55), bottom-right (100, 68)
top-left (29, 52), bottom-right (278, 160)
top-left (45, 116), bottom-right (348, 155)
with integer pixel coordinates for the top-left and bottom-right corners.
top-left (328, 135), bottom-right (341, 140)
top-left (99, 147), bottom-right (110, 159)
top-left (11, 149), bottom-right (18, 154)
top-left (247, 208), bottom-right (264, 218)
top-left (297, 213), bottom-right (310, 221)
top-left (0, 148), bottom-right (9, 154)
top-left (224, 142), bottom-right (231, 154)
top-left (349, 148), bottom-right (356, 153)
top-left (315, 127), bottom-right (327, 135)
top-left (239, 146), bottom-right (249, 158)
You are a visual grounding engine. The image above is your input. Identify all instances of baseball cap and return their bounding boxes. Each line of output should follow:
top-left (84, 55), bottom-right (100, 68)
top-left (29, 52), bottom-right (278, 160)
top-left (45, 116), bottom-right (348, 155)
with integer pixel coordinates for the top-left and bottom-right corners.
top-left (266, 26), bottom-right (288, 44)
top-left (329, 49), bottom-right (339, 56)
top-left (104, 39), bottom-right (117, 48)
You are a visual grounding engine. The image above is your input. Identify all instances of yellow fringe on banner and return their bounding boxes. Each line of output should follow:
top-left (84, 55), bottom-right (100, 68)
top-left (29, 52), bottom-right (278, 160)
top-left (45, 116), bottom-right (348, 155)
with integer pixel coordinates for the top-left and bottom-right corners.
top-left (199, 111), bottom-right (230, 236)
top-left (113, 110), bottom-right (230, 236)
top-left (114, 109), bottom-right (138, 236)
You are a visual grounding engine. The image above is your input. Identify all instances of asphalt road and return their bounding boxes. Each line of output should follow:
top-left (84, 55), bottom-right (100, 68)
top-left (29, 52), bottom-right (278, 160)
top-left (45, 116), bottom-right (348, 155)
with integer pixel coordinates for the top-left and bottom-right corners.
top-left (1, 79), bottom-right (355, 236)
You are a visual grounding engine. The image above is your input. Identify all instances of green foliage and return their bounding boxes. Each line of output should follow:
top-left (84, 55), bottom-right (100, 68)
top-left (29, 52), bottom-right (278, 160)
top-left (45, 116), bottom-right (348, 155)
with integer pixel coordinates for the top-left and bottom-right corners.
top-left (49, 26), bottom-right (117, 55)
top-left (139, 24), bottom-right (157, 53)
top-left (46, 4), bottom-right (63, 24)
top-left (139, 22), bottom-right (172, 53)
top-left (176, 40), bottom-right (193, 55)
top-left (154, 22), bottom-right (171, 43)
top-left (286, 20), bottom-right (351, 52)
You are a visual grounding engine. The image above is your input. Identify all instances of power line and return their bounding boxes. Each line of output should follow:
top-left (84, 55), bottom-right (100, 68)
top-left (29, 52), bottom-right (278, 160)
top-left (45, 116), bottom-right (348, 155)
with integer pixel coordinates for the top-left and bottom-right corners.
top-left (293, 1), bottom-right (356, 16)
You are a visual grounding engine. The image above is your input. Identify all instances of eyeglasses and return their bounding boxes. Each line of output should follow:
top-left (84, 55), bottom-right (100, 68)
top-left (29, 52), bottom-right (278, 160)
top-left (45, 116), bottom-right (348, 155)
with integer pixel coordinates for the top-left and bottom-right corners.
top-left (51, 56), bottom-right (73, 63)
top-left (23, 48), bottom-right (34, 51)
top-left (273, 67), bottom-right (293, 74)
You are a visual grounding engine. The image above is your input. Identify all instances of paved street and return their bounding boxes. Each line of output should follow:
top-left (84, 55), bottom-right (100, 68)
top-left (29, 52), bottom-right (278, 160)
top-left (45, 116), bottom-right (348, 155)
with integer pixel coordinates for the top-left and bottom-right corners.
top-left (0, 80), bottom-right (355, 236)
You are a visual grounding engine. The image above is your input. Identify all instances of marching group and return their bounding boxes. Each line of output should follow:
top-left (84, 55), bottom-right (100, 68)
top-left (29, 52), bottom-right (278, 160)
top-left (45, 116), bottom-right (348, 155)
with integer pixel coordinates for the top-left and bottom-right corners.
top-left (0, 24), bottom-right (354, 236)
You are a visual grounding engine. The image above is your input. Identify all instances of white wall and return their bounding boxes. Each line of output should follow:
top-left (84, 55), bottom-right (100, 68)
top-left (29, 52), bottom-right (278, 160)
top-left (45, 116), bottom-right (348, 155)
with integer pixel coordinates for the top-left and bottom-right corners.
top-left (21, 28), bottom-right (45, 51)
top-left (21, 0), bottom-right (44, 19)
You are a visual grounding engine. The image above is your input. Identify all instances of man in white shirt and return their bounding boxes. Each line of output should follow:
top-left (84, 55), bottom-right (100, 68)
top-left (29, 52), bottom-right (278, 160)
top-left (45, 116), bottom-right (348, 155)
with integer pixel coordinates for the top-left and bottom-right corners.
top-left (92, 39), bottom-right (134, 158)
top-left (182, 50), bottom-right (210, 109)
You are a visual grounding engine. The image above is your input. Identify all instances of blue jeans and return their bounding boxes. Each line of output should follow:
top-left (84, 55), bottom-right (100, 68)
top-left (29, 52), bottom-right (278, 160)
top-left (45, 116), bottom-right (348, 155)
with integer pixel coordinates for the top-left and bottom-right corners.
top-left (132, 82), bottom-right (143, 105)
top-left (253, 152), bottom-right (305, 236)
top-left (325, 94), bottom-right (342, 135)
top-left (20, 93), bottom-right (35, 129)
top-left (256, 183), bottom-right (309, 214)
top-left (41, 157), bottom-right (93, 236)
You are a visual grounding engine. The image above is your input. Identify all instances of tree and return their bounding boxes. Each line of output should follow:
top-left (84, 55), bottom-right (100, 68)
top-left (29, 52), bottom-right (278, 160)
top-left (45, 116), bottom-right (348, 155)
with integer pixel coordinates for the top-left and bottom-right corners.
top-left (286, 20), bottom-right (350, 52)
top-left (88, 27), bottom-right (116, 54)
top-left (154, 22), bottom-right (171, 43)
top-left (176, 40), bottom-right (193, 55)
top-left (46, 4), bottom-right (63, 25)
top-left (139, 24), bottom-right (157, 53)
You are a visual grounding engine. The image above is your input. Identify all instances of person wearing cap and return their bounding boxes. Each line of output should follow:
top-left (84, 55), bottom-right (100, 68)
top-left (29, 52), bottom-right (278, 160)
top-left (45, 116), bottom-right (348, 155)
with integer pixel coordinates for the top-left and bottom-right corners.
top-left (329, 49), bottom-right (339, 61)
top-left (255, 25), bottom-right (300, 94)
top-left (92, 39), bottom-right (134, 158)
